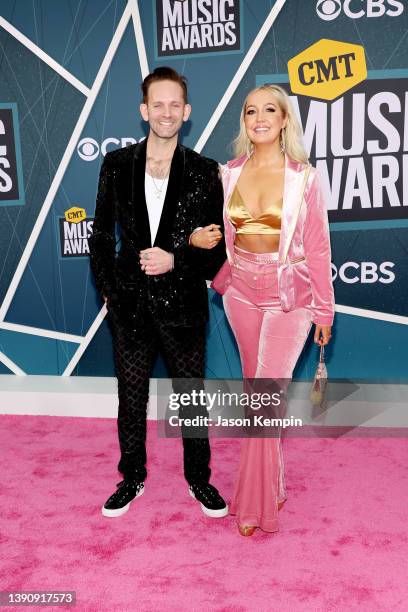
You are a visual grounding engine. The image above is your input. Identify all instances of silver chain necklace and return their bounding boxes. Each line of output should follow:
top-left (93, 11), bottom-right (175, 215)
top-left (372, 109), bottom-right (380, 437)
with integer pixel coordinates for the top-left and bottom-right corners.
top-left (147, 159), bottom-right (171, 199)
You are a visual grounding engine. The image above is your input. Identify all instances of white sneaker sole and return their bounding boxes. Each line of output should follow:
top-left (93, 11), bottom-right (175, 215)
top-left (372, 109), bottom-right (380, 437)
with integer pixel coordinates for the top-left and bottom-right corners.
top-left (102, 485), bottom-right (144, 518)
top-left (189, 488), bottom-right (228, 518)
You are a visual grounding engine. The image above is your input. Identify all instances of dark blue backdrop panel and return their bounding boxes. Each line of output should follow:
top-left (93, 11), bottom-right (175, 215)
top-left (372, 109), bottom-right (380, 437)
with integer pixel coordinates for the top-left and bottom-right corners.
top-left (5, 21), bottom-right (144, 337)
top-left (0, 28), bottom-right (85, 307)
top-left (0, 0), bottom-right (128, 87)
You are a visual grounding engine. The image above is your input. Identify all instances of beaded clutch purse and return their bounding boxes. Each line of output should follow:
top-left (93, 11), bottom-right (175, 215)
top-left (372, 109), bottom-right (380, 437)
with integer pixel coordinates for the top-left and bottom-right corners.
top-left (310, 345), bottom-right (328, 405)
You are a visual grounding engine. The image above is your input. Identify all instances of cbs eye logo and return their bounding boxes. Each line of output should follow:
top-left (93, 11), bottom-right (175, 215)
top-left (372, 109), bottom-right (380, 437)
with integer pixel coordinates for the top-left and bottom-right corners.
top-left (316, 0), bottom-right (342, 21)
top-left (77, 138), bottom-right (100, 161)
top-left (316, 0), bottom-right (404, 20)
top-left (76, 136), bottom-right (140, 161)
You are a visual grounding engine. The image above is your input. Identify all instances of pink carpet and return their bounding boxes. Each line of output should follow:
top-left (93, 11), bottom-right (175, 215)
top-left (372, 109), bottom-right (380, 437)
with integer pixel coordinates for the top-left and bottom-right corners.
top-left (1, 414), bottom-right (407, 611)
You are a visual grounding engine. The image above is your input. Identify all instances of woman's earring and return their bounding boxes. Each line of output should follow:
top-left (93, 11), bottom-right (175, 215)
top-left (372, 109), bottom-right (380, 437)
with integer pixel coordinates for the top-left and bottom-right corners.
top-left (280, 128), bottom-right (286, 154)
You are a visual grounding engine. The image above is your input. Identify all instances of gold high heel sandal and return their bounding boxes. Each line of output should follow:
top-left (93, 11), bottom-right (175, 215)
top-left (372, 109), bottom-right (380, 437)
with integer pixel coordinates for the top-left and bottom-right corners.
top-left (238, 501), bottom-right (286, 536)
top-left (238, 524), bottom-right (256, 537)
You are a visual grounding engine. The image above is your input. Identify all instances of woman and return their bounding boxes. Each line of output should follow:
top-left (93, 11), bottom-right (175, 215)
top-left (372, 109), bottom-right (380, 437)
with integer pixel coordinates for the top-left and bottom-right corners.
top-left (192, 84), bottom-right (334, 536)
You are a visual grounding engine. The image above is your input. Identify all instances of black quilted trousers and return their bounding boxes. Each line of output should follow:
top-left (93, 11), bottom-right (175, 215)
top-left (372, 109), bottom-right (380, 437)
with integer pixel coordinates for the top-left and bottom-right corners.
top-left (112, 311), bottom-right (210, 485)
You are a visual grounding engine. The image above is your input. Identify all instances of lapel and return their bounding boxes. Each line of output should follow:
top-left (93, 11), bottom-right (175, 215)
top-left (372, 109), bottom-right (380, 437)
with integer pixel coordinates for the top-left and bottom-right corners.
top-left (224, 154), bottom-right (248, 202)
top-left (223, 155), bottom-right (247, 261)
top-left (278, 155), bottom-right (309, 263)
top-left (131, 139), bottom-right (151, 249)
top-left (154, 144), bottom-right (184, 248)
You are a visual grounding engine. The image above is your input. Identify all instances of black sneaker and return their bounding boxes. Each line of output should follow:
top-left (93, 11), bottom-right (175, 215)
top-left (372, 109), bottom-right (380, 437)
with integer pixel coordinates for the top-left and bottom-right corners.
top-left (102, 480), bottom-right (144, 517)
top-left (189, 482), bottom-right (228, 518)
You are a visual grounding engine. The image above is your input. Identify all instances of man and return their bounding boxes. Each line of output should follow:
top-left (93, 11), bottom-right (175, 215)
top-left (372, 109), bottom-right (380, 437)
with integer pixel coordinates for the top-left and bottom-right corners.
top-left (89, 67), bottom-right (227, 519)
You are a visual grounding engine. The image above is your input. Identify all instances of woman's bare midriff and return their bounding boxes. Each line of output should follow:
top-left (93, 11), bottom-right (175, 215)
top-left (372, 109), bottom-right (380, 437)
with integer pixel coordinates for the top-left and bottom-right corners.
top-left (235, 234), bottom-right (280, 254)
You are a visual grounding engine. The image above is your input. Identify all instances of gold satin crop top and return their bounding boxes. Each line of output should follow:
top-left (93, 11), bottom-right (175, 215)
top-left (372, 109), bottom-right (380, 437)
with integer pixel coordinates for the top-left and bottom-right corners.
top-left (227, 186), bottom-right (282, 235)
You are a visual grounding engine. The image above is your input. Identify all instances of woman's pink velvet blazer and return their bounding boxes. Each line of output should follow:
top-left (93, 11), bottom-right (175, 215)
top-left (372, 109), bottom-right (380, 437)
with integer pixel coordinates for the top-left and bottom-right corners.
top-left (214, 154), bottom-right (335, 326)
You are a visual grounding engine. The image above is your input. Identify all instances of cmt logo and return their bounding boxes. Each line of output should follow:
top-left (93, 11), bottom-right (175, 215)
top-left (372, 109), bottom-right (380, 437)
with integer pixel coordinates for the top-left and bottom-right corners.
top-left (65, 206), bottom-right (86, 223)
top-left (77, 137), bottom-right (138, 161)
top-left (59, 207), bottom-right (93, 257)
top-left (0, 103), bottom-right (25, 206)
top-left (288, 39), bottom-right (366, 100)
top-left (331, 261), bottom-right (395, 284)
top-left (316, 0), bottom-right (404, 21)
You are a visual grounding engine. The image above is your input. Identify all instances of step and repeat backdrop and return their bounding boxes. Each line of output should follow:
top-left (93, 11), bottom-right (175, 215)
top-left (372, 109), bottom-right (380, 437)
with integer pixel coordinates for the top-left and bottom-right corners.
top-left (0, 0), bottom-right (407, 379)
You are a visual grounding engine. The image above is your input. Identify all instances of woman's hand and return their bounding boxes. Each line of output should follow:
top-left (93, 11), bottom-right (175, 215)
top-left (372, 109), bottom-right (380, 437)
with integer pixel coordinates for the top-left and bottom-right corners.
top-left (314, 325), bottom-right (332, 345)
top-left (190, 224), bottom-right (222, 249)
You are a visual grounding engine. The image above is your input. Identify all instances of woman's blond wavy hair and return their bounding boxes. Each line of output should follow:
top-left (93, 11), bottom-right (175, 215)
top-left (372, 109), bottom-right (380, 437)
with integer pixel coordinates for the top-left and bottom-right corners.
top-left (233, 84), bottom-right (308, 164)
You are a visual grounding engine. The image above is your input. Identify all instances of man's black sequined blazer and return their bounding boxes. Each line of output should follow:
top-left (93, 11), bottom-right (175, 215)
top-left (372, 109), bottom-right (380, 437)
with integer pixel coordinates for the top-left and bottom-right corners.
top-left (89, 139), bottom-right (225, 329)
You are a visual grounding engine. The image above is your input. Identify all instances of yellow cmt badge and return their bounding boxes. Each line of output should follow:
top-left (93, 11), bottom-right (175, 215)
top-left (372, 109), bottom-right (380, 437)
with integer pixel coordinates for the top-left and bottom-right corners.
top-left (288, 39), bottom-right (367, 101)
top-left (65, 207), bottom-right (87, 223)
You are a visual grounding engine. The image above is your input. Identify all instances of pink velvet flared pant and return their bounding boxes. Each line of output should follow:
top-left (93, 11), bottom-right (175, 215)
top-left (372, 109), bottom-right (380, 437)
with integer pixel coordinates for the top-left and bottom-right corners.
top-left (223, 246), bottom-right (312, 532)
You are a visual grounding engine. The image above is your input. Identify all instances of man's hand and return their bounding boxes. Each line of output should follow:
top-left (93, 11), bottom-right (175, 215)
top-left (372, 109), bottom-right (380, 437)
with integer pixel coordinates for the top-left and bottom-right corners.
top-left (314, 325), bottom-right (332, 346)
top-left (140, 247), bottom-right (174, 275)
top-left (190, 224), bottom-right (222, 249)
